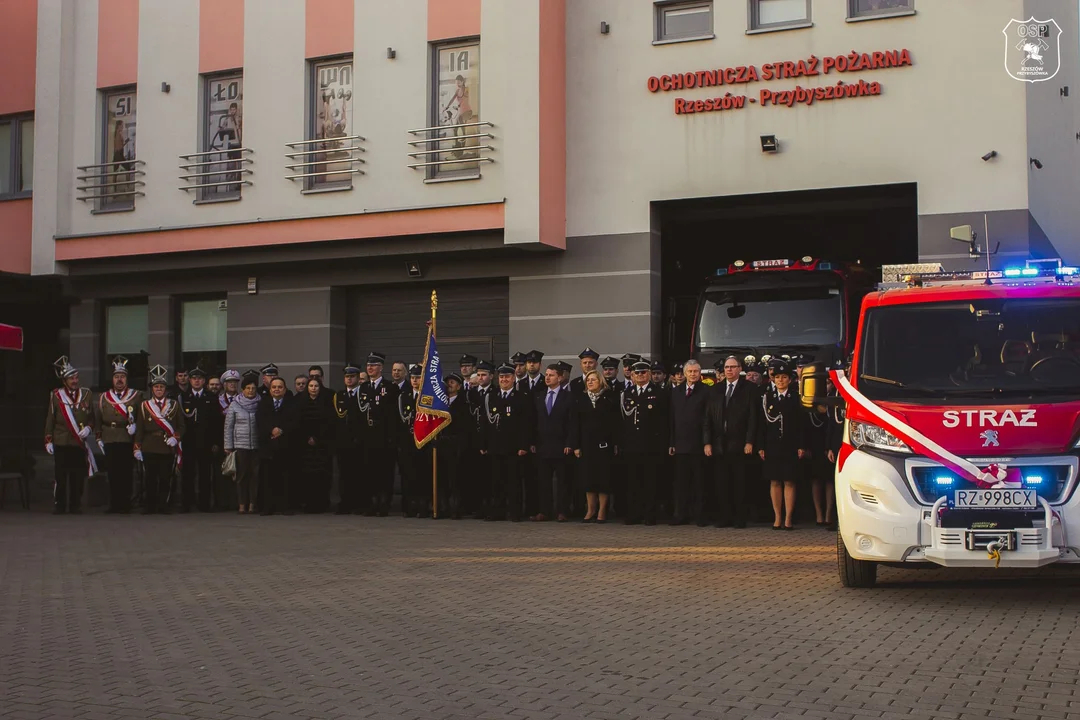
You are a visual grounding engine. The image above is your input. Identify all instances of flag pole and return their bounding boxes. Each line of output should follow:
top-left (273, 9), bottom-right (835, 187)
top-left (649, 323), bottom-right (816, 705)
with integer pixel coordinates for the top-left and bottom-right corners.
top-left (431, 289), bottom-right (438, 520)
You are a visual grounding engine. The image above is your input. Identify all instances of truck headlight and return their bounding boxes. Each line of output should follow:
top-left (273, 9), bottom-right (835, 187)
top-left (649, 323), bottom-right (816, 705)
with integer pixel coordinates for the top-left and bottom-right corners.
top-left (849, 420), bottom-right (912, 454)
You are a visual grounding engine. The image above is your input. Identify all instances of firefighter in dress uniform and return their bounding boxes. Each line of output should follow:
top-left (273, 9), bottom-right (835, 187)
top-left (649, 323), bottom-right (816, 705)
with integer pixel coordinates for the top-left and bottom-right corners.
top-left (516, 350), bottom-right (545, 518)
top-left (333, 362), bottom-right (365, 515)
top-left (360, 352), bottom-right (400, 516)
top-left (480, 363), bottom-right (532, 521)
top-left (135, 365), bottom-right (186, 515)
top-left (466, 360), bottom-right (496, 518)
top-left (397, 364), bottom-right (431, 517)
top-left (44, 356), bottom-right (97, 514)
top-left (96, 356), bottom-right (141, 514)
top-left (179, 367), bottom-right (216, 512)
top-left (757, 360), bottom-right (807, 530)
top-left (437, 371), bottom-right (472, 518)
top-left (620, 359), bottom-right (670, 525)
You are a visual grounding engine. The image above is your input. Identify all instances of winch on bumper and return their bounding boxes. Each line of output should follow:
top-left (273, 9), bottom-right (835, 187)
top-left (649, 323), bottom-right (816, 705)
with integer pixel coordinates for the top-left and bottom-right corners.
top-left (837, 449), bottom-right (1080, 569)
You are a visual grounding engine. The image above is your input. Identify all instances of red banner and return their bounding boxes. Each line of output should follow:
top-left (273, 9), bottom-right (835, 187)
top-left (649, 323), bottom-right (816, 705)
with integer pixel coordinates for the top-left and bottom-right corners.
top-left (0, 324), bottom-right (23, 351)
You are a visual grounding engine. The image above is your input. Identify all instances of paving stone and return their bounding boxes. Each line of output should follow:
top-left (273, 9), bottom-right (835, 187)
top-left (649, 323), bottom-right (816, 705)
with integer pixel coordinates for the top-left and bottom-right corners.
top-left (4, 512), bottom-right (1080, 719)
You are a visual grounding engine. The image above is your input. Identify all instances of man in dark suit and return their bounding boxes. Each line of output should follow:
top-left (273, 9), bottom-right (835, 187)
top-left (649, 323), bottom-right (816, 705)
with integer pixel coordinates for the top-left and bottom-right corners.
top-left (569, 348), bottom-right (599, 395)
top-left (517, 350), bottom-right (545, 394)
top-left (530, 364), bottom-right (577, 522)
top-left (668, 359), bottom-right (710, 526)
top-left (480, 364), bottom-right (532, 521)
top-left (359, 352), bottom-right (400, 516)
top-left (179, 367), bottom-right (217, 512)
top-left (256, 376), bottom-right (297, 515)
top-left (620, 359), bottom-right (670, 525)
top-left (704, 355), bottom-right (760, 528)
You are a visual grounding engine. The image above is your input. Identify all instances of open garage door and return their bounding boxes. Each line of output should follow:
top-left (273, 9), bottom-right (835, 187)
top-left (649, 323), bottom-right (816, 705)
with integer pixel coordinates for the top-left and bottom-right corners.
top-left (347, 280), bottom-right (510, 368)
top-left (657, 183), bottom-right (919, 364)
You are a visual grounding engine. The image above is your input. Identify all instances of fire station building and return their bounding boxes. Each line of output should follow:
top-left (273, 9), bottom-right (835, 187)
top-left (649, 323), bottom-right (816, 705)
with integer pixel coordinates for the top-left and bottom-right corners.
top-left (1, 0), bottom-right (1079, 398)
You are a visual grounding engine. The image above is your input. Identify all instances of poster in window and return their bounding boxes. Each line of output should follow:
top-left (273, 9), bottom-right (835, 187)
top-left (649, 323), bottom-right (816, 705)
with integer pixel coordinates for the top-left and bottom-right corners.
top-left (104, 90), bottom-right (137, 208)
top-left (311, 59), bottom-right (353, 189)
top-left (203, 75), bottom-right (244, 199)
top-left (434, 43), bottom-right (481, 178)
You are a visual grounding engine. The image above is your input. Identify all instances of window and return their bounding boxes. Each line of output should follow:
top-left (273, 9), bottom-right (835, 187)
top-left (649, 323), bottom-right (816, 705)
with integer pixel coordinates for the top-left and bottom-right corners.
top-left (180, 298), bottom-right (228, 378)
top-left (848, 0), bottom-right (913, 20)
top-left (0, 114), bottom-right (33, 199)
top-left (100, 88), bottom-right (137, 210)
top-left (655, 1), bottom-right (714, 43)
top-left (750, 0), bottom-right (811, 31)
top-left (306, 56), bottom-right (355, 191)
top-left (430, 41), bottom-right (482, 181)
top-left (103, 303), bottom-right (149, 388)
top-left (201, 73), bottom-right (244, 201)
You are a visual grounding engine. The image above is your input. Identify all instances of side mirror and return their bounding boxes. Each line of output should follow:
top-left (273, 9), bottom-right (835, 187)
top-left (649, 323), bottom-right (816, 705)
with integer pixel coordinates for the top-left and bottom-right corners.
top-left (798, 362), bottom-right (841, 409)
top-left (727, 304), bottom-right (746, 319)
top-left (949, 224), bottom-right (973, 243)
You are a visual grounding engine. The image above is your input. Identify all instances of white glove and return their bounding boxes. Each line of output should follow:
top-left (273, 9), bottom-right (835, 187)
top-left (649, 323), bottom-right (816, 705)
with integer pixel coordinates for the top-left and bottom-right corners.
top-left (78, 426), bottom-right (92, 439)
top-left (97, 439), bottom-right (106, 453)
top-left (45, 442), bottom-right (54, 455)
top-left (166, 437), bottom-right (178, 448)
top-left (126, 424), bottom-right (136, 436)
top-left (134, 450), bottom-right (144, 462)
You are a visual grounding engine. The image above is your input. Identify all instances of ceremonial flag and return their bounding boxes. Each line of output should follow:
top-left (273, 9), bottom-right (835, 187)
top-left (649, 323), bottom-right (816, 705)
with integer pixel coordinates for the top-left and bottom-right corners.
top-left (414, 290), bottom-right (452, 449)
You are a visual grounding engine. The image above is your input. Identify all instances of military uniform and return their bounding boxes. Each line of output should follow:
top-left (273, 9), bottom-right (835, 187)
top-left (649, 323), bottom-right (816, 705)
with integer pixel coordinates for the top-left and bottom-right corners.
top-left (135, 365), bottom-right (186, 514)
top-left (397, 366), bottom-right (431, 517)
top-left (334, 363), bottom-right (366, 514)
top-left (179, 368), bottom-right (216, 512)
top-left (95, 356), bottom-right (142, 513)
top-left (465, 363), bottom-right (496, 518)
top-left (359, 352), bottom-right (400, 516)
top-left (43, 357), bottom-right (97, 514)
top-left (480, 367), bottom-right (532, 521)
top-left (619, 361), bottom-right (670, 525)
top-left (436, 373), bottom-right (472, 518)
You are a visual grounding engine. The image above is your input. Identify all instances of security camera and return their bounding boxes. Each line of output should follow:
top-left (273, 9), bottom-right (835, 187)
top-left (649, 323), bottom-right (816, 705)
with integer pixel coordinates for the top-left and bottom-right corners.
top-left (1030, 157), bottom-right (1044, 169)
top-left (981, 151), bottom-right (997, 161)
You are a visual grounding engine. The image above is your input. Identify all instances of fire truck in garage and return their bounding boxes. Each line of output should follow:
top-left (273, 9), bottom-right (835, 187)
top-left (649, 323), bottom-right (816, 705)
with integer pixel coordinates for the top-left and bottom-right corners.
top-left (800, 257), bottom-right (1080, 587)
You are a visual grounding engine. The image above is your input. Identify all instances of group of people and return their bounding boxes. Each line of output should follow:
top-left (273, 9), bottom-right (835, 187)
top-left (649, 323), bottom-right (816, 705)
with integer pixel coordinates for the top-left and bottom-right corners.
top-left (42, 348), bottom-right (844, 530)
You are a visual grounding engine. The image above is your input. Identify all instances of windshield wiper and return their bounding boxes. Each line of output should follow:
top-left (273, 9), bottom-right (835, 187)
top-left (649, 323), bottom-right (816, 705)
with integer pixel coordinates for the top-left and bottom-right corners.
top-left (858, 375), bottom-right (939, 394)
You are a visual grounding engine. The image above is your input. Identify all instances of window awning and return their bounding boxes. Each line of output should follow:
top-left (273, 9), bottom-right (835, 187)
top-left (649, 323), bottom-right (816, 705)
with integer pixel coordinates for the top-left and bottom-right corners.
top-left (0, 323), bottom-right (24, 351)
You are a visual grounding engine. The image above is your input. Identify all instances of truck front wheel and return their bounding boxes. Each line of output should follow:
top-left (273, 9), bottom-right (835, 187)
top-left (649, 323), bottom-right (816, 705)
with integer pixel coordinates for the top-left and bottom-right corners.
top-left (837, 531), bottom-right (878, 588)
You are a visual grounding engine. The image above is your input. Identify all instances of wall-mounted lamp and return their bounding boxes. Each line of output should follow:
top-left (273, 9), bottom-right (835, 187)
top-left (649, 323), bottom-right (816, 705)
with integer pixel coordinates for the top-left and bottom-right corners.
top-left (981, 150), bottom-right (997, 161)
top-left (406, 260), bottom-right (422, 278)
top-left (161, 82), bottom-right (171, 93)
top-left (387, 47), bottom-right (396, 59)
top-left (1030, 157), bottom-right (1044, 169)
top-left (1062, 86), bottom-right (1070, 97)
top-left (600, 21), bottom-right (610, 34)
top-left (760, 135), bottom-right (779, 153)
top-left (247, 277), bottom-right (257, 295)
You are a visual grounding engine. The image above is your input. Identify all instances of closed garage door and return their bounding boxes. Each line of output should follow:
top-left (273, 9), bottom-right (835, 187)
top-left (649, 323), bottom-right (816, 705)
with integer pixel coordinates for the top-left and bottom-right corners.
top-left (347, 280), bottom-right (509, 368)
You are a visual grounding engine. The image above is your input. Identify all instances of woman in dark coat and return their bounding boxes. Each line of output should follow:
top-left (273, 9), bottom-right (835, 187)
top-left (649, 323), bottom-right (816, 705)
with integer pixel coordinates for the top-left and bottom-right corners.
top-left (574, 370), bottom-right (619, 523)
top-left (757, 362), bottom-right (806, 530)
top-left (295, 377), bottom-right (335, 513)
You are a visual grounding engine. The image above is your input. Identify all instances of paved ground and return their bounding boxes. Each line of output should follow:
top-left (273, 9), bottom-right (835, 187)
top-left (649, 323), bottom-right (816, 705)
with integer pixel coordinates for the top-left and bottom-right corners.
top-left (3, 512), bottom-right (1080, 720)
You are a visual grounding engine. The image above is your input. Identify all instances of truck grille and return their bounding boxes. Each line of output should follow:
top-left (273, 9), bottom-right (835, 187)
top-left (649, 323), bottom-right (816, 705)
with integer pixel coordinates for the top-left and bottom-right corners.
top-left (910, 464), bottom-right (1072, 505)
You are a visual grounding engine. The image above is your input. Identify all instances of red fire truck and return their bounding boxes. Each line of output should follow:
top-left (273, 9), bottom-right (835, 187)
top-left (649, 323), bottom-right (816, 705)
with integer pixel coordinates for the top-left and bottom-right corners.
top-left (691, 257), bottom-right (878, 381)
top-left (800, 262), bottom-right (1080, 587)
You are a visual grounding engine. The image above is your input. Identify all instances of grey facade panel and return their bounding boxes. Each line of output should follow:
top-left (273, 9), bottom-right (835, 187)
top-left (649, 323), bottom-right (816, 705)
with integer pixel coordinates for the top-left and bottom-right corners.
top-left (347, 280), bottom-right (510, 368)
top-left (508, 273), bottom-right (653, 317)
top-left (917, 209), bottom-right (1034, 269)
top-left (225, 288), bottom-right (336, 329)
top-left (508, 314), bottom-right (656, 365)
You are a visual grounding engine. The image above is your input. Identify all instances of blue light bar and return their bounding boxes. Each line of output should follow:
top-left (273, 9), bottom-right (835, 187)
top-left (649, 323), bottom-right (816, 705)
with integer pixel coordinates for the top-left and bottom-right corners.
top-left (935, 476), bottom-right (954, 486)
top-left (715, 269), bottom-right (728, 276)
top-left (818, 262), bottom-right (834, 270)
top-left (1024, 475), bottom-right (1044, 486)
top-left (1021, 268), bottom-right (1039, 276)
top-left (1059, 266), bottom-right (1078, 275)
top-left (1003, 268), bottom-right (1022, 277)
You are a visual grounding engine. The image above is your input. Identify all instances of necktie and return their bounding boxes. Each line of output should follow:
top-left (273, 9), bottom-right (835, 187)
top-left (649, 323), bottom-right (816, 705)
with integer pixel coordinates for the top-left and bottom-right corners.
top-left (686, 385), bottom-right (691, 398)
top-left (503, 391), bottom-right (509, 400)
top-left (547, 390), bottom-right (555, 415)
top-left (726, 382), bottom-right (734, 405)
top-left (274, 399), bottom-right (281, 410)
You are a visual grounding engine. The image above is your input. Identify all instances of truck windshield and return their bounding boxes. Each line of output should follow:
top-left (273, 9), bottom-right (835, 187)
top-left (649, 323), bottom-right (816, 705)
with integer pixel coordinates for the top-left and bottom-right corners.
top-left (696, 284), bottom-right (843, 349)
top-left (858, 298), bottom-right (1080, 400)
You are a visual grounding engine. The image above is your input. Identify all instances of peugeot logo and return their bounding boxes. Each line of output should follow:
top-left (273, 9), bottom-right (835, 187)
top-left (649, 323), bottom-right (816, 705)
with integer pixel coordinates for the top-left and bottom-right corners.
top-left (980, 430), bottom-right (1001, 448)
